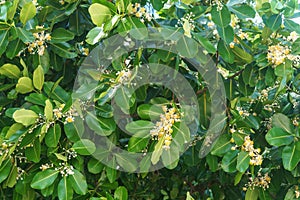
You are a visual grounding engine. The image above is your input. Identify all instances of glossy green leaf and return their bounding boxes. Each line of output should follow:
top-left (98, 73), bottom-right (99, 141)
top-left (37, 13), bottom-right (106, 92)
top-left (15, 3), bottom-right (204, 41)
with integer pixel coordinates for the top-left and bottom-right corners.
top-left (236, 151), bottom-right (250, 172)
top-left (16, 27), bottom-right (34, 43)
top-left (272, 113), bottom-right (293, 134)
top-left (30, 169), bottom-right (59, 190)
top-left (25, 139), bottom-right (41, 163)
top-left (266, 127), bottom-right (294, 147)
top-left (211, 5), bottom-right (231, 27)
top-left (114, 186), bottom-right (128, 200)
top-left (176, 35), bottom-right (198, 58)
top-left (211, 134), bottom-right (232, 156)
top-left (0, 159), bottom-right (12, 184)
top-left (0, 30), bottom-right (9, 56)
top-left (58, 177), bottom-right (73, 200)
top-left (50, 28), bottom-right (75, 43)
top-left (229, 4), bottom-right (256, 19)
top-left (69, 169), bottom-right (87, 195)
top-left (72, 139), bottom-right (96, 155)
top-left (125, 120), bottom-right (154, 135)
top-left (282, 142), bottom-right (300, 171)
top-left (221, 150), bottom-right (238, 173)
top-left (45, 124), bottom-right (61, 147)
top-left (245, 188), bottom-right (259, 200)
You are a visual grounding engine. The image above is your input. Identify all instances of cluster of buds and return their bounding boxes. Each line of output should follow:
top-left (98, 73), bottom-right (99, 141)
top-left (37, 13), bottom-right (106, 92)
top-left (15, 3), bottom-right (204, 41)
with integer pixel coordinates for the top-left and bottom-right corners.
top-left (64, 148), bottom-right (77, 160)
top-left (242, 136), bottom-right (263, 166)
top-left (150, 105), bottom-right (181, 150)
top-left (244, 172), bottom-right (271, 191)
top-left (116, 69), bottom-right (132, 85)
top-left (0, 142), bottom-right (11, 156)
top-left (27, 29), bottom-right (51, 56)
top-left (40, 163), bottom-right (54, 171)
top-left (212, 0), bottom-right (223, 11)
top-left (236, 106), bottom-right (250, 117)
top-left (16, 167), bottom-right (25, 181)
top-left (293, 117), bottom-right (299, 127)
top-left (177, 12), bottom-right (196, 32)
top-left (267, 44), bottom-right (291, 66)
top-left (263, 101), bottom-right (280, 112)
top-left (231, 15), bottom-right (240, 29)
top-left (238, 29), bottom-right (249, 40)
top-left (287, 31), bottom-right (299, 42)
top-left (55, 163), bottom-right (75, 177)
top-left (130, 3), bottom-right (152, 22)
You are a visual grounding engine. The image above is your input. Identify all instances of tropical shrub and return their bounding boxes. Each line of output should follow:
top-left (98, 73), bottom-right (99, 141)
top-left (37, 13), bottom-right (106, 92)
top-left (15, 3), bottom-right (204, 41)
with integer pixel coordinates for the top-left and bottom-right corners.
top-left (0, 0), bottom-right (300, 199)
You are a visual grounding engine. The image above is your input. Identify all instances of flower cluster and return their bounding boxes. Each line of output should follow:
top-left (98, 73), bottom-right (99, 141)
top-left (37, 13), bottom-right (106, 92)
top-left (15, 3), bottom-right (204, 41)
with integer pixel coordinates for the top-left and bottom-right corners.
top-left (267, 44), bottom-right (290, 66)
top-left (287, 31), bottom-right (299, 42)
top-left (236, 106), bottom-right (250, 117)
top-left (242, 136), bottom-right (263, 166)
top-left (55, 163), bottom-right (75, 177)
top-left (27, 29), bottom-right (51, 56)
top-left (130, 3), bottom-right (151, 22)
top-left (65, 148), bottom-right (77, 160)
top-left (40, 163), bottom-right (54, 171)
top-left (177, 12), bottom-right (196, 32)
top-left (150, 105), bottom-right (181, 150)
top-left (295, 186), bottom-right (300, 198)
top-left (238, 29), bottom-right (249, 40)
top-left (244, 172), bottom-right (271, 191)
top-left (116, 69), bottom-right (132, 85)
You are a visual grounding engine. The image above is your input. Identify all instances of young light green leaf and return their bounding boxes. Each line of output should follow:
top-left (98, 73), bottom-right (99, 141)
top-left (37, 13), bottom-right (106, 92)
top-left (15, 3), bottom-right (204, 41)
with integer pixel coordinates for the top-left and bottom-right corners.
top-left (20, 2), bottom-right (36, 25)
top-left (16, 77), bottom-right (34, 94)
top-left (89, 3), bottom-right (111, 27)
top-left (114, 186), bottom-right (128, 200)
top-left (33, 65), bottom-right (44, 91)
top-left (44, 99), bottom-right (53, 121)
top-left (13, 109), bottom-right (38, 126)
top-left (0, 63), bottom-right (21, 79)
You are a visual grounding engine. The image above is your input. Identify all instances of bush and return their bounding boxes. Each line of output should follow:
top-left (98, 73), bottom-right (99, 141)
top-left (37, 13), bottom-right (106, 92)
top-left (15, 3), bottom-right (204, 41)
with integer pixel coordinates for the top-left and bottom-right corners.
top-left (0, 0), bottom-right (300, 199)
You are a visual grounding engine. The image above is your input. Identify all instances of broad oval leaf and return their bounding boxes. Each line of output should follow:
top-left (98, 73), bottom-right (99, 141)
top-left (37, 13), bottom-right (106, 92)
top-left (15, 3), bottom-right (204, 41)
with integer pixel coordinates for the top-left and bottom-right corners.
top-left (266, 127), bottom-right (294, 147)
top-left (69, 169), bottom-right (87, 195)
top-left (114, 186), bottom-right (128, 200)
top-left (72, 139), bottom-right (96, 155)
top-left (0, 63), bottom-right (21, 79)
top-left (30, 169), bottom-right (59, 190)
top-left (13, 109), bottom-right (38, 126)
top-left (211, 5), bottom-right (231, 27)
top-left (58, 177), bottom-right (73, 200)
top-left (282, 142), bottom-right (300, 171)
top-left (236, 151), bottom-right (250, 173)
top-left (16, 77), bottom-right (34, 94)
top-left (33, 65), bottom-right (44, 91)
top-left (45, 124), bottom-right (61, 147)
top-left (20, 2), bottom-right (36, 25)
top-left (89, 3), bottom-right (111, 27)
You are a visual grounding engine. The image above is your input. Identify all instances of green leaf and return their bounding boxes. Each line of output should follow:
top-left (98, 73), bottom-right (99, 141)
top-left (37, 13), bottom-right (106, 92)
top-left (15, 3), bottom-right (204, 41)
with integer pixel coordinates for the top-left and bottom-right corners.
top-left (50, 42), bottom-right (77, 58)
top-left (4, 164), bottom-right (17, 188)
top-left (266, 127), bottom-right (294, 147)
top-left (274, 59), bottom-right (293, 77)
top-left (114, 186), bottom-right (128, 200)
top-left (232, 46), bottom-right (253, 64)
top-left (0, 63), bottom-right (21, 79)
top-left (89, 3), bottom-right (111, 27)
top-left (128, 17), bottom-right (148, 40)
top-left (211, 5), bottom-right (231, 27)
top-left (20, 2), bottom-right (36, 25)
top-left (115, 153), bottom-right (138, 172)
top-left (194, 34), bottom-right (216, 53)
top-left (58, 177), bottom-right (73, 200)
top-left (25, 139), bottom-right (41, 163)
top-left (50, 28), bottom-right (75, 43)
top-left (186, 192), bottom-right (195, 200)
top-left (30, 169), bottom-right (59, 190)
top-left (245, 188), bottom-right (259, 200)
top-left (0, 159), bottom-right (12, 184)
top-left (86, 27), bottom-right (107, 45)
top-left (236, 151), bottom-right (250, 173)
top-left (72, 139), bottom-right (96, 155)
top-left (69, 169), bottom-right (87, 195)
top-left (264, 14), bottom-right (282, 31)
top-left (211, 134), bottom-right (232, 156)
top-left (284, 19), bottom-right (300, 34)
top-left (0, 30), bottom-right (9, 57)
top-left (6, 123), bottom-right (24, 139)
top-left (282, 142), bottom-right (300, 171)
top-left (88, 158), bottom-right (104, 174)
top-left (33, 65), bottom-right (44, 91)
top-left (64, 117), bottom-right (84, 142)
top-left (234, 172), bottom-right (244, 186)
top-left (272, 113), bottom-right (293, 134)
top-left (13, 109), bottom-right (38, 126)
top-left (45, 124), bottom-right (61, 147)
top-left (16, 77), bottom-right (34, 94)
top-left (217, 25), bottom-right (234, 44)
top-left (128, 134), bottom-right (150, 152)
top-left (137, 104), bottom-right (162, 120)
top-left (221, 150), bottom-right (238, 173)
top-left (16, 27), bottom-right (34, 43)
top-left (217, 40), bottom-right (234, 63)
top-left (125, 120), bottom-right (154, 135)
top-left (229, 4), bottom-right (256, 19)
top-left (206, 154), bottom-right (218, 172)
top-left (151, 136), bottom-right (164, 164)
top-left (176, 35), bottom-right (198, 58)
top-left (44, 99), bottom-right (53, 121)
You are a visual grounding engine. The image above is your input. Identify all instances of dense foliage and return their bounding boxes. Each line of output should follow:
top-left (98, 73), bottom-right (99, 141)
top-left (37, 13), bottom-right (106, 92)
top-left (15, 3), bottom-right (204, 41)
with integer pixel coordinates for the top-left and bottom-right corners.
top-left (0, 0), bottom-right (300, 199)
